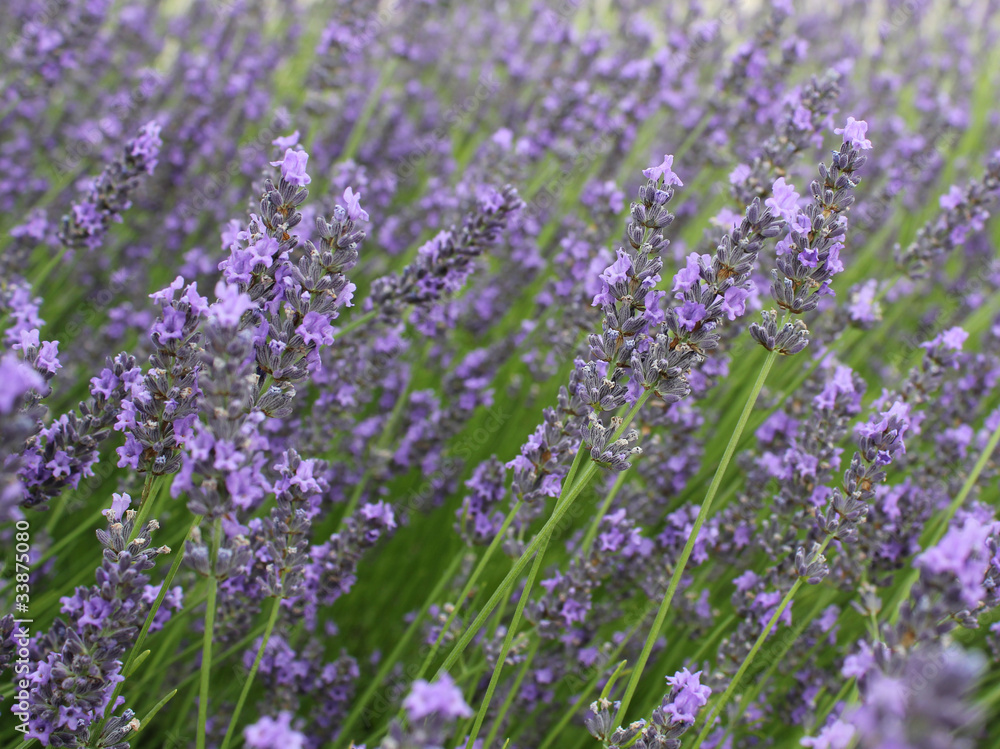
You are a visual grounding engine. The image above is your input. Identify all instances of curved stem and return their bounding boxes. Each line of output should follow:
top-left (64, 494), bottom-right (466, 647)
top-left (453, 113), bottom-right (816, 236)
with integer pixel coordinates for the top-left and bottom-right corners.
top-left (536, 613), bottom-right (653, 749)
top-left (561, 441), bottom-right (587, 498)
top-left (196, 517), bottom-right (221, 749)
top-left (220, 590), bottom-right (283, 749)
top-left (482, 637), bottom-right (540, 749)
top-left (91, 512), bottom-right (197, 744)
top-left (887, 413), bottom-right (1000, 622)
top-left (690, 578), bottom-right (804, 748)
top-left (411, 501), bottom-right (524, 688)
top-left (37, 505), bottom-right (106, 566)
top-left (434, 466), bottom-right (584, 678)
top-left (463, 532), bottom-right (550, 749)
top-left (436, 394), bottom-right (649, 679)
top-left (124, 516), bottom-right (201, 677)
top-left (612, 344), bottom-right (781, 728)
top-left (128, 473), bottom-right (158, 543)
top-left (719, 593), bottom-right (834, 746)
top-left (580, 468), bottom-right (629, 557)
top-left (336, 549), bottom-right (465, 748)
top-left (690, 538), bottom-right (829, 748)
top-left (335, 309), bottom-right (376, 338)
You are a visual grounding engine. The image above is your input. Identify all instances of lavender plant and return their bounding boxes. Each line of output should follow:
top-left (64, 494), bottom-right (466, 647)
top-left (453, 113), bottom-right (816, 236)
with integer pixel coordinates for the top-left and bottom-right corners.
top-left (3, 3), bottom-right (1000, 749)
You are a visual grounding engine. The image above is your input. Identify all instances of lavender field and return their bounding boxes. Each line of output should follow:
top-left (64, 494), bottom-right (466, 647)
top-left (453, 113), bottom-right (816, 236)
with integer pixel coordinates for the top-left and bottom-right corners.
top-left (3, 1), bottom-right (1000, 747)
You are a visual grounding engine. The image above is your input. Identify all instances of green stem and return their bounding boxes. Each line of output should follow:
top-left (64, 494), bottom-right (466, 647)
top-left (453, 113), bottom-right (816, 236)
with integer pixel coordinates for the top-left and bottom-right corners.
top-left (27, 246), bottom-right (68, 290)
top-left (690, 539), bottom-right (830, 748)
top-left (335, 550), bottom-right (465, 748)
top-left (128, 473), bottom-right (159, 543)
top-left (561, 441), bottom-right (587, 497)
top-left (612, 342), bottom-right (782, 728)
top-left (482, 636), bottom-right (540, 749)
top-left (535, 608), bottom-right (664, 749)
top-left (691, 579), bottom-right (805, 747)
top-left (411, 501), bottom-right (524, 688)
top-left (37, 505), bottom-right (106, 566)
top-left (133, 688), bottom-right (177, 736)
top-left (434, 395), bottom-right (648, 679)
top-left (196, 518), bottom-right (221, 749)
top-left (220, 590), bottom-right (284, 749)
top-left (161, 623), bottom-right (268, 696)
top-left (720, 593), bottom-right (834, 745)
top-left (91, 514), bottom-right (198, 744)
top-left (334, 310), bottom-right (376, 338)
top-left (437, 474), bottom-right (594, 675)
top-left (124, 516), bottom-right (201, 677)
top-left (808, 677), bottom-right (856, 740)
top-left (464, 531), bottom-right (550, 749)
top-left (887, 412), bottom-right (1000, 622)
top-left (580, 468), bottom-right (629, 557)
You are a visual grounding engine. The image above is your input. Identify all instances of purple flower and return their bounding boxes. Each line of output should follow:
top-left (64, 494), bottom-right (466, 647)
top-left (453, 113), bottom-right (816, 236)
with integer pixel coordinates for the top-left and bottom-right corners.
top-left (840, 640), bottom-right (875, 679)
top-left (857, 401), bottom-right (909, 458)
top-left (0, 353), bottom-right (43, 412)
top-left (402, 673), bottom-right (473, 722)
top-left (663, 667), bottom-right (711, 724)
top-left (600, 249), bottom-right (632, 286)
top-left (297, 311), bottom-right (335, 346)
top-left (270, 148), bottom-right (312, 186)
top-left (211, 281), bottom-right (254, 328)
top-left (765, 177), bottom-right (800, 222)
top-left (129, 121), bottom-right (163, 173)
top-left (343, 186), bottom-right (369, 222)
top-left (244, 712), bottom-right (306, 749)
top-left (248, 236), bottom-right (280, 268)
top-left (642, 154), bottom-right (683, 186)
top-left (915, 511), bottom-right (998, 609)
top-left (359, 501), bottom-right (397, 532)
top-left (825, 241), bottom-right (844, 274)
top-left (801, 718), bottom-right (855, 749)
top-left (813, 365), bottom-right (857, 410)
top-left (271, 130), bottom-right (300, 149)
top-left (848, 280), bottom-right (881, 324)
top-left (939, 184), bottom-right (964, 211)
top-left (676, 300), bottom-right (707, 331)
top-left (101, 492), bottom-right (132, 520)
top-left (721, 286), bottom-right (750, 320)
top-left (922, 325), bottom-right (969, 352)
top-left (798, 247), bottom-right (820, 267)
top-left (834, 116), bottom-right (872, 150)
top-left (152, 306), bottom-right (186, 340)
top-left (673, 253), bottom-right (706, 294)
top-left (729, 163), bottom-right (751, 184)
top-left (13, 328), bottom-right (40, 351)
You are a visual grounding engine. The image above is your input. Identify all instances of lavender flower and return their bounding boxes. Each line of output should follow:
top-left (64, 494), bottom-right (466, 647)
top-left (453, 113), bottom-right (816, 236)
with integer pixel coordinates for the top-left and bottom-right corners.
top-left (817, 401), bottom-right (910, 545)
top-left (59, 122), bottom-right (163, 251)
top-left (114, 278), bottom-right (205, 475)
top-left (752, 121), bottom-right (870, 354)
top-left (590, 668), bottom-right (711, 749)
top-left (25, 494), bottom-right (168, 746)
top-left (369, 185), bottom-right (523, 326)
top-left (895, 150), bottom-right (1000, 276)
top-left (19, 353), bottom-right (139, 508)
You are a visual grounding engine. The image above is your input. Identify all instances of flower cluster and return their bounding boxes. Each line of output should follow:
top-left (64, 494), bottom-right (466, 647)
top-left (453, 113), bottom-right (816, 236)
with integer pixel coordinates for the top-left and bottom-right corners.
top-left (8, 3), bottom-right (1000, 749)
